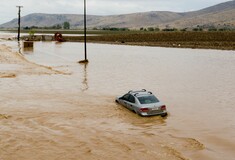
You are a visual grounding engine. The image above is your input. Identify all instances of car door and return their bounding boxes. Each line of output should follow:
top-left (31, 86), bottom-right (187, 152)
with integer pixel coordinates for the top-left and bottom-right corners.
top-left (126, 95), bottom-right (136, 110)
top-left (120, 94), bottom-right (130, 108)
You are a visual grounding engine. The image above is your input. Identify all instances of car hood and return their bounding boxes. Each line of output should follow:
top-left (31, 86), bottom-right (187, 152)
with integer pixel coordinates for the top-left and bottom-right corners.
top-left (116, 96), bottom-right (122, 100)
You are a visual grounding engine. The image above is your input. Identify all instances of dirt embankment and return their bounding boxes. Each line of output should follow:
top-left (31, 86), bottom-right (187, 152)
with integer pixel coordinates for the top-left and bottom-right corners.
top-left (0, 44), bottom-right (68, 78)
top-left (63, 32), bottom-right (235, 50)
top-left (20, 31), bottom-right (235, 50)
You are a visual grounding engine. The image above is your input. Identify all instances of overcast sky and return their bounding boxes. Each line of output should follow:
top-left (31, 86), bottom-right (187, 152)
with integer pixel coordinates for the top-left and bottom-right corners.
top-left (0, 0), bottom-right (231, 24)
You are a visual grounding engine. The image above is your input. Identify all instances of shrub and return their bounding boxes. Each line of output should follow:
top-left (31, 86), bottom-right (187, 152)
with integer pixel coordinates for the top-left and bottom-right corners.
top-left (147, 27), bottom-right (154, 31)
top-left (208, 28), bottom-right (217, 31)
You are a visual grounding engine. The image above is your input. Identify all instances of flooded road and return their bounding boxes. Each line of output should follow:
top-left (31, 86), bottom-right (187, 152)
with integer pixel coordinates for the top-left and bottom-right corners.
top-left (1, 41), bottom-right (235, 160)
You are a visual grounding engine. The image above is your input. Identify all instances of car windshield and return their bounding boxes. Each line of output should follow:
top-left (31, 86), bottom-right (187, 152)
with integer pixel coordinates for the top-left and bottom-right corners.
top-left (137, 95), bottom-right (159, 104)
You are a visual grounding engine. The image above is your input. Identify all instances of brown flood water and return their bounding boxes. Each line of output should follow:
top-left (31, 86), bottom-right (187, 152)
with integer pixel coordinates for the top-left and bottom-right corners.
top-left (1, 41), bottom-right (235, 160)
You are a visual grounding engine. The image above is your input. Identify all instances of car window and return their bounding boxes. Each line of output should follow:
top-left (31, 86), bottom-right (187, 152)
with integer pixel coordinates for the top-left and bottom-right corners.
top-left (123, 94), bottom-right (130, 101)
top-left (128, 95), bottom-right (135, 103)
top-left (137, 95), bottom-right (159, 104)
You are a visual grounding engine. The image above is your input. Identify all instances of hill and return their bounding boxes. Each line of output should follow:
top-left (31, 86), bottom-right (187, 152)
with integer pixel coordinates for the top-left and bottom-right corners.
top-left (0, 0), bottom-right (234, 29)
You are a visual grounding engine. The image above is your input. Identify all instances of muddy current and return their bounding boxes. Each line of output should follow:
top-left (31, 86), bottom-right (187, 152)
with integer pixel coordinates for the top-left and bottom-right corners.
top-left (0, 41), bottom-right (235, 160)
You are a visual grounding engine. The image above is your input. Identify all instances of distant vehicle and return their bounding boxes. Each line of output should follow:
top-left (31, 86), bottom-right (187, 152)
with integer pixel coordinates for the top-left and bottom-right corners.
top-left (115, 89), bottom-right (167, 117)
top-left (54, 32), bottom-right (64, 42)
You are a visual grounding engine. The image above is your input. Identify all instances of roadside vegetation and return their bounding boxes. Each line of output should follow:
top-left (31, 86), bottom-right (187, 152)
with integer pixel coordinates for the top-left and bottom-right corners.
top-left (1, 22), bottom-right (234, 35)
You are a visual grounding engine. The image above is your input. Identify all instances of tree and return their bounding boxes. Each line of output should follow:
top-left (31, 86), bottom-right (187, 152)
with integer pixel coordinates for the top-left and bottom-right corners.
top-left (53, 24), bottom-right (62, 29)
top-left (63, 22), bottom-right (70, 29)
top-left (24, 26), bottom-right (30, 30)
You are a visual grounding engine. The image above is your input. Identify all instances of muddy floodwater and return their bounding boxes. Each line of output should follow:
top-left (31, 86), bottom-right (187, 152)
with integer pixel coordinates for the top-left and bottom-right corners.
top-left (0, 41), bottom-right (235, 160)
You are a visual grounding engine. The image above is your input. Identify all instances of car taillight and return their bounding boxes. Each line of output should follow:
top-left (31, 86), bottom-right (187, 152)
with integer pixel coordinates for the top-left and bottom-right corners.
top-left (140, 108), bottom-right (149, 112)
top-left (161, 105), bottom-right (166, 110)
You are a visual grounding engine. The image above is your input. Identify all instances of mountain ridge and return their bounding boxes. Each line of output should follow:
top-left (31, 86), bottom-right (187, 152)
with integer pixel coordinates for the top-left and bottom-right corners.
top-left (0, 0), bottom-right (234, 29)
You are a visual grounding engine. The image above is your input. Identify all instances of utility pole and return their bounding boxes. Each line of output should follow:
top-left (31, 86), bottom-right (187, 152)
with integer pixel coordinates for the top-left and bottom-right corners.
top-left (16, 6), bottom-right (23, 41)
top-left (79, 0), bottom-right (88, 63)
top-left (84, 0), bottom-right (87, 61)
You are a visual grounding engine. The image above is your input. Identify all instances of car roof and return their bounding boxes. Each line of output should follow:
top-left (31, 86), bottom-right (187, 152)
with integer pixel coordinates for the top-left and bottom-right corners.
top-left (128, 89), bottom-right (154, 97)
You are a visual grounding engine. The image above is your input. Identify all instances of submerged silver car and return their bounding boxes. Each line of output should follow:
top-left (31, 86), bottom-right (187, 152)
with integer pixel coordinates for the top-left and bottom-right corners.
top-left (116, 89), bottom-right (167, 117)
